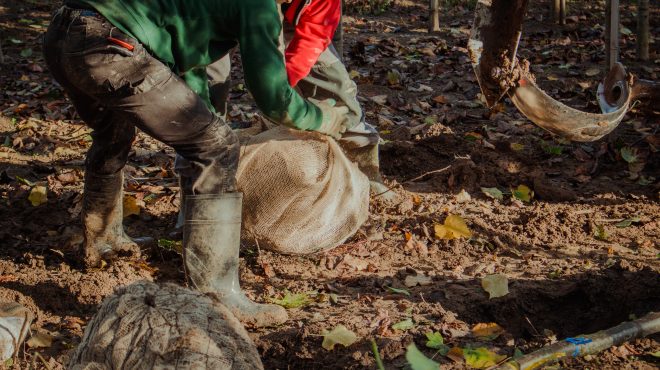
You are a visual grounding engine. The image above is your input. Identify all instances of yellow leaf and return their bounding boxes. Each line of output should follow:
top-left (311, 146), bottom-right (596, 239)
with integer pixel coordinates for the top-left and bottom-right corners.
top-left (434, 215), bottom-right (472, 240)
top-left (472, 323), bottom-right (505, 340)
top-left (463, 347), bottom-right (506, 369)
top-left (511, 184), bottom-right (533, 202)
top-left (322, 325), bottom-right (358, 351)
top-left (123, 195), bottom-right (141, 217)
top-left (481, 274), bottom-right (509, 299)
top-left (28, 185), bottom-right (47, 206)
top-left (510, 143), bottom-right (525, 151)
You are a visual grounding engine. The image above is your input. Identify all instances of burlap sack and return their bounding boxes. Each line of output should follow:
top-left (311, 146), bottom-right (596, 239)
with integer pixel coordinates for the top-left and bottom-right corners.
top-left (236, 126), bottom-right (370, 254)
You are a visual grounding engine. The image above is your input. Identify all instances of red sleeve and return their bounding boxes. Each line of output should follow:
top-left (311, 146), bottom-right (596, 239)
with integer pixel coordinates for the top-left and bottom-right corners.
top-left (285, 0), bottom-right (341, 87)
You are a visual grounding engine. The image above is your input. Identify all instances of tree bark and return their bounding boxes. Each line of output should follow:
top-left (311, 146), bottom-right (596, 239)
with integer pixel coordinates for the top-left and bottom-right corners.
top-left (637, 0), bottom-right (649, 61)
top-left (429, 0), bottom-right (440, 32)
top-left (605, 0), bottom-right (620, 71)
top-left (68, 282), bottom-right (263, 370)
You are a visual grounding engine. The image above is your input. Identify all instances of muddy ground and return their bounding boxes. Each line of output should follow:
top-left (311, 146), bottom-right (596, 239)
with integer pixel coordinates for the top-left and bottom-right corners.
top-left (0, 0), bottom-right (658, 369)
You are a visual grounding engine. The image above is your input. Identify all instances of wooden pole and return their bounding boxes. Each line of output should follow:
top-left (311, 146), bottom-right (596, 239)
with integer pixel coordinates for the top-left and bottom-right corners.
top-left (429, 0), bottom-right (440, 32)
top-left (605, 0), bottom-right (620, 71)
top-left (637, 0), bottom-right (649, 61)
top-left (559, 0), bottom-right (566, 25)
top-left (552, 0), bottom-right (561, 23)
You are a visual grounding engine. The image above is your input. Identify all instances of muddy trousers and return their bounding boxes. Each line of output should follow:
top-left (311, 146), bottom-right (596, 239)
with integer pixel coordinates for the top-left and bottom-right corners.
top-left (43, 7), bottom-right (239, 194)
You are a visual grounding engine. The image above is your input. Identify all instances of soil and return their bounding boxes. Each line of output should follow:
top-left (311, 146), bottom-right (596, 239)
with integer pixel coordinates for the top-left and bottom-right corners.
top-left (0, 0), bottom-right (658, 369)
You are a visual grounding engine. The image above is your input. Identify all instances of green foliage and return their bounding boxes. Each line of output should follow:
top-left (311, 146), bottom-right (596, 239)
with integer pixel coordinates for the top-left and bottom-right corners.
top-left (425, 332), bottom-right (444, 349)
top-left (406, 344), bottom-right (440, 370)
top-left (594, 224), bottom-right (608, 241)
top-left (620, 147), bottom-right (639, 163)
top-left (615, 216), bottom-right (641, 228)
top-left (392, 318), bottom-right (414, 331)
top-left (463, 347), bottom-right (506, 369)
top-left (269, 291), bottom-right (312, 309)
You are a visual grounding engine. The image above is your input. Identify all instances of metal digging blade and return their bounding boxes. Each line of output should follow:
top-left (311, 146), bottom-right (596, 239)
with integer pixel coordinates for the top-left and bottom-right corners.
top-left (468, 0), bottom-right (632, 142)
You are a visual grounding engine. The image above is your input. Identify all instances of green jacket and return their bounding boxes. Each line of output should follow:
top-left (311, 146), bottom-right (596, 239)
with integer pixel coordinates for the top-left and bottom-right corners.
top-left (65, 0), bottom-right (323, 130)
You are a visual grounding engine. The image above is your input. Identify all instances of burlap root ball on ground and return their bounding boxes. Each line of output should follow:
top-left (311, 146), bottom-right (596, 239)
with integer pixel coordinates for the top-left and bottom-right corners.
top-left (237, 126), bottom-right (370, 255)
top-left (68, 281), bottom-right (263, 370)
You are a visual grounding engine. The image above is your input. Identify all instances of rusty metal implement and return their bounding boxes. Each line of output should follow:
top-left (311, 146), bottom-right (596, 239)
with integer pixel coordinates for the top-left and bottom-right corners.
top-left (468, 0), bottom-right (632, 142)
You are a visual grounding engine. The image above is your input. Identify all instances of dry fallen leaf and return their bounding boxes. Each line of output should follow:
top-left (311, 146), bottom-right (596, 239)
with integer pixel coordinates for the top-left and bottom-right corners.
top-left (585, 67), bottom-right (600, 77)
top-left (28, 185), bottom-right (47, 206)
top-left (481, 274), bottom-right (509, 299)
top-left (446, 347), bottom-right (464, 363)
top-left (404, 274), bottom-right (432, 287)
top-left (434, 215), bottom-right (472, 240)
top-left (455, 189), bottom-right (471, 203)
top-left (510, 143), bottom-right (525, 151)
top-left (370, 95), bottom-right (388, 105)
top-left (322, 325), bottom-right (358, 350)
top-left (472, 322), bottom-right (505, 340)
top-left (27, 331), bottom-right (54, 348)
top-left (481, 187), bottom-right (503, 200)
top-left (464, 347), bottom-right (506, 369)
top-left (122, 195), bottom-right (141, 217)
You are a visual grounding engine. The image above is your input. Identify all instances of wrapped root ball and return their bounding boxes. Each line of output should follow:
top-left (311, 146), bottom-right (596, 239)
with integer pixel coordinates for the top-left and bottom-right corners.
top-left (237, 126), bottom-right (370, 254)
top-left (69, 281), bottom-right (263, 370)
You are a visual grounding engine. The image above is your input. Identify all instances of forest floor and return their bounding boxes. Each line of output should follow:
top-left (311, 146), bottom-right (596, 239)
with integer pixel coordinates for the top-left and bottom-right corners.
top-left (0, 0), bottom-right (658, 369)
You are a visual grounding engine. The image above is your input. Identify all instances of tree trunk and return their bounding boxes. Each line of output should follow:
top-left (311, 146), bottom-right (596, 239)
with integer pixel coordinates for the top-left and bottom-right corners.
top-left (429, 0), bottom-right (440, 32)
top-left (559, 0), bottom-right (566, 25)
top-left (552, 0), bottom-right (560, 22)
top-left (551, 0), bottom-right (566, 24)
top-left (637, 0), bottom-right (649, 61)
top-left (605, 0), bottom-right (620, 71)
top-left (68, 282), bottom-right (263, 370)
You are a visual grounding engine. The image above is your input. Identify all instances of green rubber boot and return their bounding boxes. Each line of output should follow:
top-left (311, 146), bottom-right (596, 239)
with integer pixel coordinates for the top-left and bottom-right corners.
top-left (81, 171), bottom-right (144, 267)
top-left (183, 193), bottom-right (288, 328)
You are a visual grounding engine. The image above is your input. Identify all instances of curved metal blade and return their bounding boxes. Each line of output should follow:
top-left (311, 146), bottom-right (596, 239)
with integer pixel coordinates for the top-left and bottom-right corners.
top-left (598, 62), bottom-right (629, 113)
top-left (510, 77), bottom-right (631, 142)
top-left (469, 0), bottom-right (632, 142)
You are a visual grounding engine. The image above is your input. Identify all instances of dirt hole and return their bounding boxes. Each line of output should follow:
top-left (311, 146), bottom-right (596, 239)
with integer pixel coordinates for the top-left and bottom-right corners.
top-left (483, 264), bottom-right (660, 339)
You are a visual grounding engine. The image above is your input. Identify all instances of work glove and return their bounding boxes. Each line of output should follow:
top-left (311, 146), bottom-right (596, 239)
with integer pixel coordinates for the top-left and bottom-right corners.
top-left (309, 98), bottom-right (349, 139)
top-left (338, 121), bottom-right (381, 149)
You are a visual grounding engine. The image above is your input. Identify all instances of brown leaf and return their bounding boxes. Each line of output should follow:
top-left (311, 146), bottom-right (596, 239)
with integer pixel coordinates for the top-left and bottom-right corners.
top-left (0, 275), bottom-right (17, 283)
